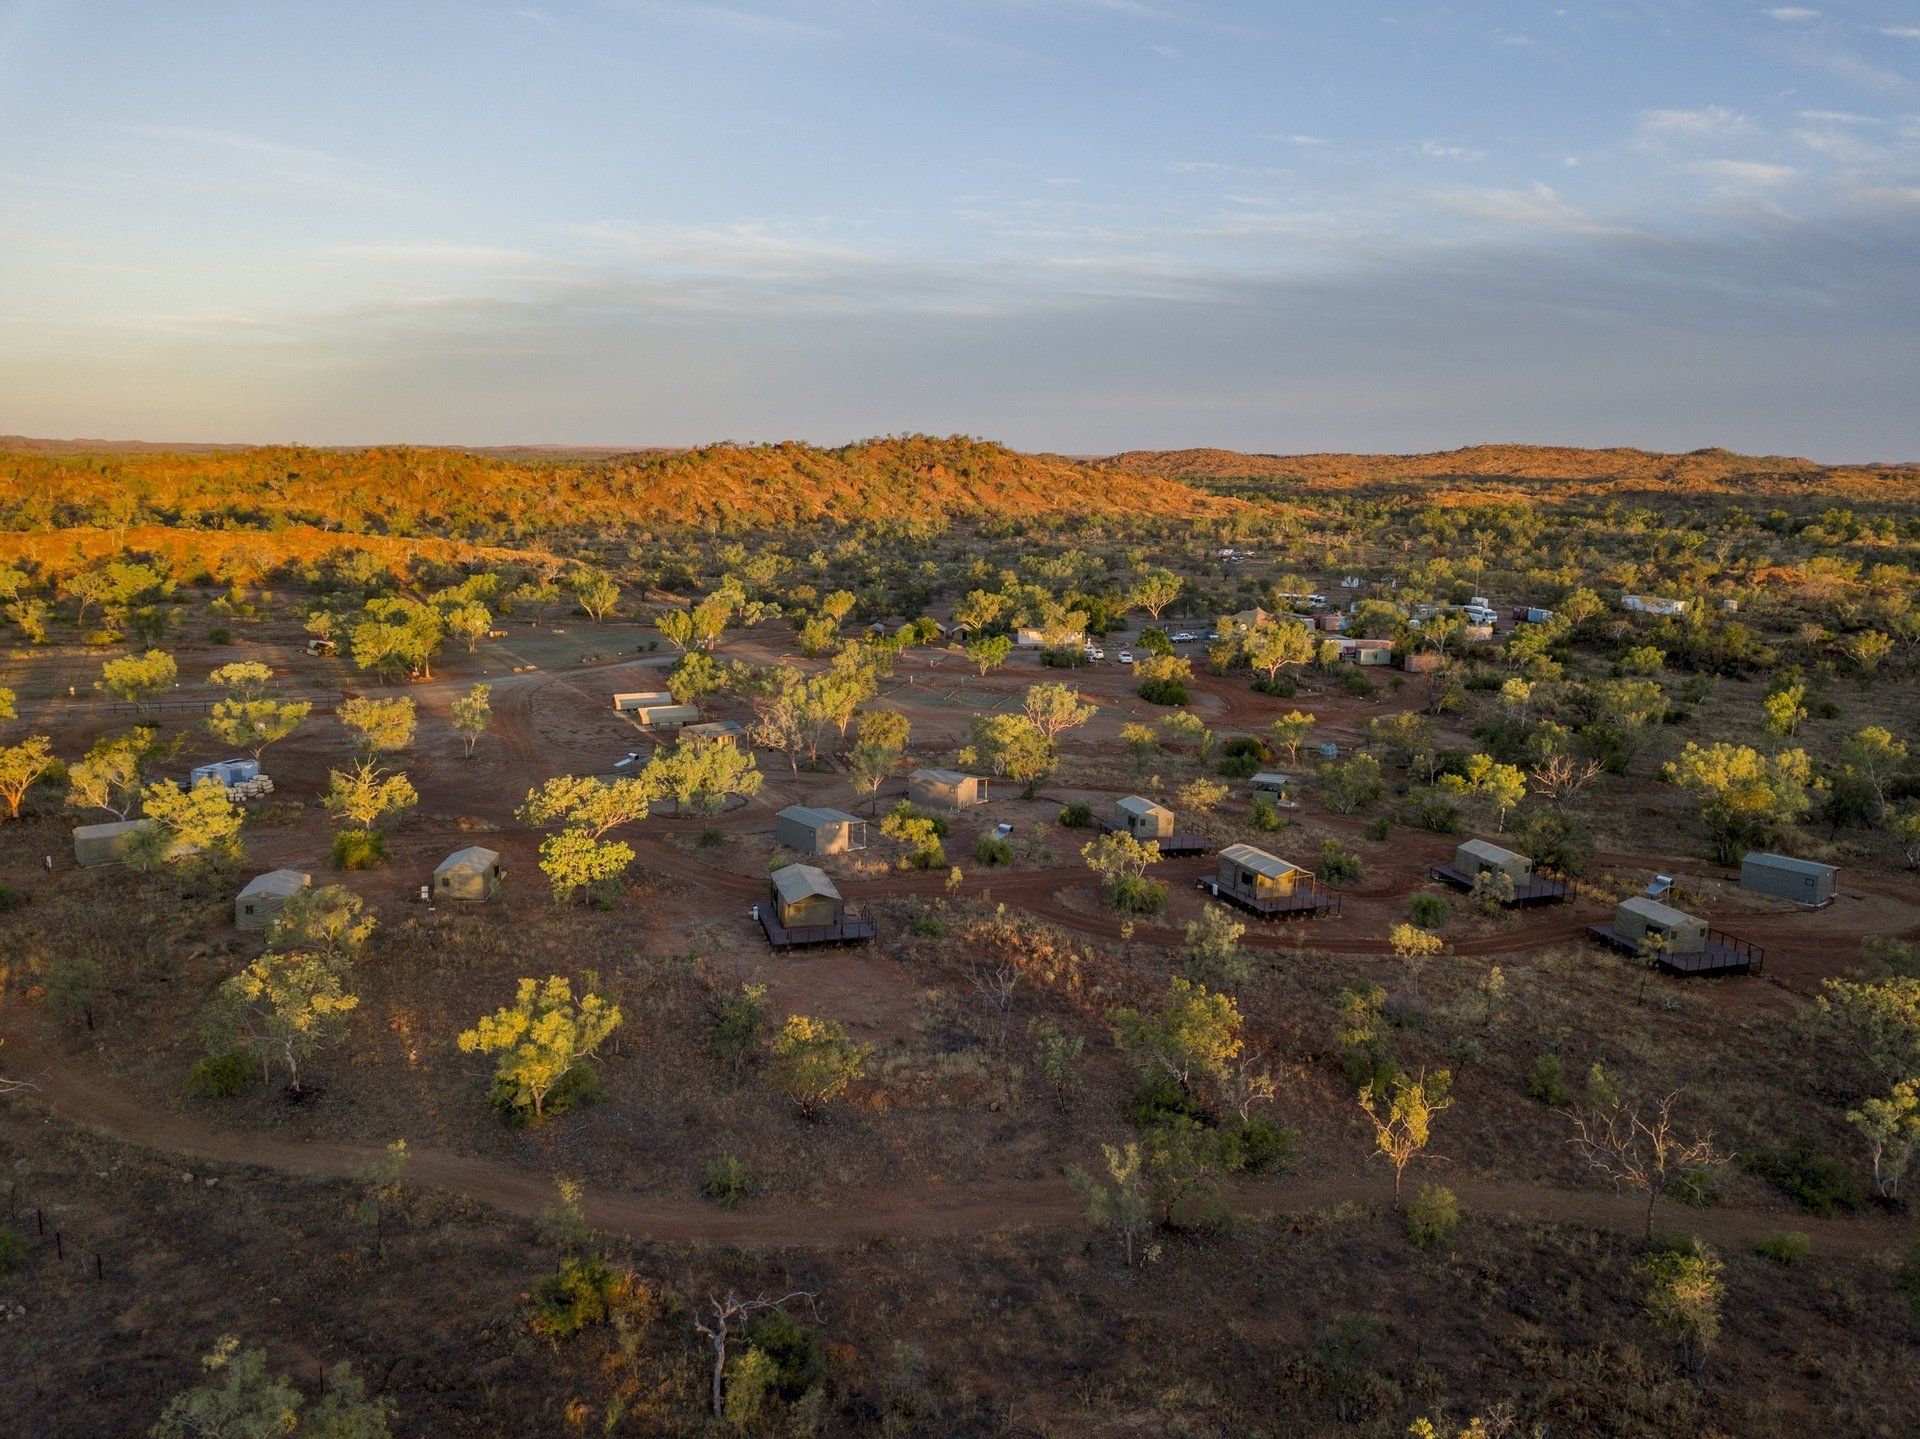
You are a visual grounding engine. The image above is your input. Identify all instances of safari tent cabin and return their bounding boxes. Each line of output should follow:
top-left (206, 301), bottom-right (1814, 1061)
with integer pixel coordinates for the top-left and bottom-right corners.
top-left (612, 690), bottom-right (674, 712)
top-left (433, 846), bottom-right (503, 902)
top-left (775, 805), bottom-right (869, 857)
top-left (1590, 897), bottom-right (1763, 976)
top-left (72, 819), bottom-right (152, 868)
top-left (628, 702), bottom-right (701, 731)
top-left (1434, 839), bottom-right (1570, 904)
top-left (1113, 795), bottom-right (1174, 840)
top-left (1740, 852), bottom-right (1837, 907)
top-left (681, 720), bottom-right (746, 748)
top-left (190, 758), bottom-right (261, 789)
top-left (762, 864), bottom-right (876, 947)
top-left (236, 868), bottom-right (311, 932)
top-left (908, 768), bottom-right (989, 810)
top-left (1209, 843), bottom-right (1335, 918)
top-left (1221, 607), bottom-right (1272, 632)
top-left (1612, 897), bottom-right (1706, 954)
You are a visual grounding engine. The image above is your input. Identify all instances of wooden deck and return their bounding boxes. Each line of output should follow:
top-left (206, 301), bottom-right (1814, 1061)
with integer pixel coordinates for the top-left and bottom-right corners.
top-left (1588, 924), bottom-right (1763, 977)
top-left (1430, 864), bottom-right (1572, 906)
top-left (759, 908), bottom-right (877, 949)
top-left (1097, 820), bottom-right (1210, 857)
top-left (1197, 875), bottom-right (1341, 920)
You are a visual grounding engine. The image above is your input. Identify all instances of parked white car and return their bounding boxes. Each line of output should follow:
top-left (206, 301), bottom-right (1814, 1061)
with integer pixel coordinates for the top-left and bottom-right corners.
top-left (1117, 649), bottom-right (1134, 664)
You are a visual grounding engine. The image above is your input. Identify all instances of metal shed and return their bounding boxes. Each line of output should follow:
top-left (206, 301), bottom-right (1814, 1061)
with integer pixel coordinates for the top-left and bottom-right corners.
top-left (1114, 795), bottom-right (1174, 840)
top-left (71, 819), bottom-right (152, 868)
top-left (908, 768), bottom-right (989, 810)
top-left (1454, 839), bottom-right (1533, 883)
top-left (433, 845), bottom-right (503, 901)
top-left (775, 805), bottom-right (869, 856)
top-left (236, 869), bottom-right (312, 932)
top-left (771, 863), bottom-right (842, 929)
top-left (1613, 896), bottom-right (1708, 955)
top-left (1740, 852), bottom-right (1836, 907)
top-left (1216, 843), bottom-right (1305, 901)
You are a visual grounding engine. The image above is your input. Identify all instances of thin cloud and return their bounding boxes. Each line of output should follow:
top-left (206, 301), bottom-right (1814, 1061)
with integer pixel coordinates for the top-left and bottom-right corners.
top-left (1763, 7), bottom-right (1820, 21)
top-left (1685, 159), bottom-right (1800, 186)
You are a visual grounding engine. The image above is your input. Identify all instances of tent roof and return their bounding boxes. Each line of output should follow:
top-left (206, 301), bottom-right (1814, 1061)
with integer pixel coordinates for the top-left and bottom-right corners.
top-left (239, 868), bottom-right (311, 900)
top-left (1116, 795), bottom-right (1172, 820)
top-left (1618, 895), bottom-right (1699, 929)
top-left (72, 819), bottom-right (148, 840)
top-left (1219, 843), bottom-right (1299, 879)
top-left (1459, 838), bottom-right (1524, 867)
top-left (772, 863), bottom-right (840, 905)
top-left (436, 845), bottom-right (500, 874)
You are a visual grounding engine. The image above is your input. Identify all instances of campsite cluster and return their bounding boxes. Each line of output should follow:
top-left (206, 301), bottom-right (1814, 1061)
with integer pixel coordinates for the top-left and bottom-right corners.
top-left (2, 439), bottom-right (1919, 1437)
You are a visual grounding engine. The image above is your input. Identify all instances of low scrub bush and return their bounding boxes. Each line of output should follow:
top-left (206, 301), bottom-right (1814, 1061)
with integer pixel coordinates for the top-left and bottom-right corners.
top-left (702, 1155), bottom-right (756, 1210)
top-left (1747, 1137), bottom-right (1865, 1215)
top-left (973, 834), bottom-right (1013, 866)
top-left (1404, 1181), bottom-right (1461, 1251)
top-left (1058, 802), bottom-right (1094, 828)
top-left (1407, 892), bottom-right (1450, 928)
top-left (529, 1255), bottom-right (621, 1342)
top-left (1316, 840), bottom-right (1364, 886)
top-left (1753, 1230), bottom-right (1811, 1265)
top-left (188, 1050), bottom-right (256, 1098)
top-left (1526, 1053), bottom-right (1569, 1106)
top-left (1137, 677), bottom-right (1189, 706)
top-left (331, 829), bottom-right (387, 870)
top-left (1232, 1114), bottom-right (1299, 1174)
top-left (1249, 795), bottom-right (1286, 831)
top-left (1128, 1070), bottom-right (1199, 1128)
top-left (1105, 874), bottom-right (1167, 915)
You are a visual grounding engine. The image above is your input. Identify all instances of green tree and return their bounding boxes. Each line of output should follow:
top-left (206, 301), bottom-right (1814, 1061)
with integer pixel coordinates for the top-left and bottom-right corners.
top-left (1847, 1079), bottom-right (1920, 1200)
top-left (1242, 620), bottom-right (1317, 683)
top-left (1023, 681), bottom-right (1096, 745)
top-left (1030, 1018), bottom-right (1084, 1105)
top-left (1183, 903), bottom-right (1249, 988)
top-left (1839, 726), bottom-right (1909, 825)
top-left (208, 698), bottom-right (312, 761)
top-left (1817, 977), bottom-right (1920, 1084)
top-left (451, 683), bottom-right (492, 757)
top-left (0, 736), bottom-right (54, 819)
top-left (47, 951), bottom-right (104, 1031)
top-left (270, 885), bottom-right (376, 963)
top-left (97, 648), bottom-right (177, 708)
top-left (964, 633), bottom-right (1013, 676)
top-left (712, 982), bottom-right (769, 1076)
top-left (1663, 742), bottom-right (1813, 863)
top-left (1120, 721), bottom-right (1158, 772)
top-left (352, 1139), bottom-right (411, 1260)
top-left (323, 762), bottom-right (417, 833)
top-left (208, 660), bottom-right (274, 698)
top-left (768, 1013), bottom-right (872, 1120)
top-left (1319, 753), bottom-right (1386, 814)
top-left (517, 773), bottom-right (653, 837)
top-left (1066, 1141), bottom-right (1153, 1267)
top-left (457, 975), bottom-right (622, 1120)
top-left (1081, 830), bottom-right (1162, 908)
top-left (569, 566), bottom-right (620, 622)
top-left (214, 949), bottom-right (359, 1093)
top-left (131, 779), bottom-right (244, 868)
top-left (1357, 1068), bottom-right (1452, 1208)
top-left (1270, 710), bottom-right (1317, 763)
top-left (1111, 977), bottom-right (1243, 1092)
top-left (1762, 681), bottom-right (1808, 738)
top-left (537, 829), bottom-right (636, 904)
top-left (642, 737), bottom-right (764, 817)
top-left (349, 596), bottom-right (444, 679)
top-left (958, 712), bottom-right (1054, 791)
top-left (340, 695), bottom-right (416, 755)
top-left (66, 726), bottom-right (165, 819)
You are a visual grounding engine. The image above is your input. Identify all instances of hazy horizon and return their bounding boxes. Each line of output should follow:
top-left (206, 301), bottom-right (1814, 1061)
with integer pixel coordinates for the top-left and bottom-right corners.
top-left (4, 2), bottom-right (1918, 458)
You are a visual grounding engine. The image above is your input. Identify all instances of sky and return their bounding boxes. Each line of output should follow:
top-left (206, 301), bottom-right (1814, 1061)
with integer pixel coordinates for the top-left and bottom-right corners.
top-left (1, 1), bottom-right (1918, 459)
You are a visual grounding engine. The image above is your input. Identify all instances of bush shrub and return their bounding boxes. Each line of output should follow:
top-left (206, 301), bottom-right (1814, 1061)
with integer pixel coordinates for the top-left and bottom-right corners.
top-left (1363, 817), bottom-right (1392, 842)
top-left (1105, 874), bottom-right (1167, 915)
top-left (1249, 795), bottom-right (1286, 831)
top-left (490, 1061), bottom-right (606, 1126)
top-left (331, 829), bottom-right (387, 870)
top-left (1747, 1137), bottom-right (1865, 1215)
top-left (702, 1155), bottom-right (755, 1210)
top-left (1407, 893), bottom-right (1450, 928)
top-left (529, 1255), bottom-right (621, 1342)
top-left (208, 627), bottom-right (234, 645)
top-left (0, 882), bottom-right (26, 914)
top-left (1058, 802), bottom-right (1093, 828)
top-left (1216, 753), bottom-right (1261, 779)
top-left (1316, 840), bottom-right (1364, 886)
top-left (1753, 1230), bottom-right (1811, 1265)
top-left (1526, 1053), bottom-right (1569, 1106)
top-left (1138, 677), bottom-right (1189, 706)
top-left (1128, 1070), bottom-right (1199, 1128)
top-left (188, 1050), bottom-right (256, 1098)
top-left (0, 1230), bottom-right (25, 1276)
top-left (973, 834), bottom-right (1013, 866)
top-left (747, 1306), bottom-right (826, 1402)
top-left (1252, 675), bottom-right (1298, 698)
top-left (1404, 1182), bottom-right (1461, 1251)
top-left (1232, 1114), bottom-right (1299, 1174)
top-left (1665, 1165), bottom-right (1721, 1209)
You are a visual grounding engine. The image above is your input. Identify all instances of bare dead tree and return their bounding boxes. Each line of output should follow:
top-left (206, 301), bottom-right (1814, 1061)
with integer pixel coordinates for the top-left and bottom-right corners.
top-left (968, 961), bottom-right (1020, 1054)
top-left (1218, 1049), bottom-right (1278, 1124)
top-left (691, 1289), bottom-right (819, 1420)
top-left (1566, 1091), bottom-right (1720, 1239)
top-left (1529, 753), bottom-right (1606, 804)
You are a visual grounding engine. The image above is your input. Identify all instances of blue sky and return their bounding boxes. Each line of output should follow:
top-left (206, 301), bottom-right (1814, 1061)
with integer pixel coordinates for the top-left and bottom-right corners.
top-left (2, 1), bottom-right (1917, 457)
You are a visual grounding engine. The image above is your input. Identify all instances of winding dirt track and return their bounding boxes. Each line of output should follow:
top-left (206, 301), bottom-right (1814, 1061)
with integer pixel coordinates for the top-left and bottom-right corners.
top-left (5, 1020), bottom-right (1911, 1256)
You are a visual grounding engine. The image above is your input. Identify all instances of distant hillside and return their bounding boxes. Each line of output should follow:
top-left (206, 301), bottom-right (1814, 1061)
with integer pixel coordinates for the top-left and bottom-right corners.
top-left (1108, 444), bottom-right (1920, 501)
top-left (0, 435), bottom-right (1223, 534)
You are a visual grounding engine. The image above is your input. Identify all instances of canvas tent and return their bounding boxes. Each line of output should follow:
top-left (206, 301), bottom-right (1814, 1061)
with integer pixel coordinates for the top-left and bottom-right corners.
top-left (1216, 843), bottom-right (1306, 902)
top-left (236, 869), bottom-right (312, 932)
top-left (612, 690), bottom-right (674, 712)
top-left (770, 863), bottom-right (842, 929)
top-left (433, 845), bottom-right (503, 901)
top-left (1613, 896), bottom-right (1708, 955)
top-left (909, 768), bottom-right (988, 809)
top-left (775, 805), bottom-right (868, 856)
top-left (1114, 795), bottom-right (1174, 840)
top-left (627, 703), bottom-right (700, 730)
top-left (1454, 839), bottom-right (1532, 883)
top-left (1740, 852), bottom-right (1837, 906)
top-left (72, 819), bottom-right (152, 868)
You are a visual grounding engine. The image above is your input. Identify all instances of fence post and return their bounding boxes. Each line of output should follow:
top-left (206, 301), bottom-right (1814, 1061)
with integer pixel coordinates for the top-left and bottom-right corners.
top-left (55, 1230), bottom-right (63, 1260)
top-left (95, 1252), bottom-right (104, 1281)
top-left (35, 1207), bottom-right (43, 1235)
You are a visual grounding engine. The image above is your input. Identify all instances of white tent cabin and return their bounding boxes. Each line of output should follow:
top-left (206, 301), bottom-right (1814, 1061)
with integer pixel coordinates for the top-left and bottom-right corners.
top-left (236, 869), bottom-right (312, 932)
top-left (433, 845), bottom-right (503, 901)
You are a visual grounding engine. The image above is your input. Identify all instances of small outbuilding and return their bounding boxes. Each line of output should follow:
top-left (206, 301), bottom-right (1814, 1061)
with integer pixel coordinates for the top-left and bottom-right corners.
top-left (681, 719), bottom-right (747, 748)
top-left (1612, 896), bottom-right (1707, 955)
top-left (760, 864), bottom-right (877, 947)
top-left (236, 869), bottom-right (311, 932)
top-left (1740, 851), bottom-right (1837, 907)
top-left (433, 845), bottom-right (503, 902)
top-left (1453, 839), bottom-right (1532, 884)
top-left (909, 768), bottom-right (989, 810)
top-left (628, 702), bottom-right (701, 731)
top-left (72, 818), bottom-right (152, 868)
top-left (1206, 842), bottom-right (1336, 918)
top-left (1113, 795), bottom-right (1175, 840)
top-left (1249, 772), bottom-right (1294, 801)
top-left (612, 690), bottom-right (674, 712)
top-left (775, 805), bottom-right (869, 857)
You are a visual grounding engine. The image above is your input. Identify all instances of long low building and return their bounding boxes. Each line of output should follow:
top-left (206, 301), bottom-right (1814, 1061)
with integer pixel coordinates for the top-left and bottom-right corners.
top-left (1740, 851), bottom-right (1837, 907)
top-left (775, 805), bottom-right (869, 856)
top-left (612, 690), bottom-right (674, 712)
